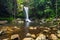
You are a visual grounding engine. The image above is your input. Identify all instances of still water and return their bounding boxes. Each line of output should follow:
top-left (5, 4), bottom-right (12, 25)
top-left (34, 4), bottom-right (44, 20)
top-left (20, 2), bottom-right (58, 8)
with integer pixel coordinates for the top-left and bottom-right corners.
top-left (0, 21), bottom-right (59, 40)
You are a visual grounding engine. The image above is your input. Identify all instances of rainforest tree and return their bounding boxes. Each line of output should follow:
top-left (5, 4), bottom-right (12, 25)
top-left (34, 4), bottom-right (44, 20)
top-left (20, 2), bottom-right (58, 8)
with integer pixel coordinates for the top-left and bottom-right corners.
top-left (0, 0), bottom-right (60, 20)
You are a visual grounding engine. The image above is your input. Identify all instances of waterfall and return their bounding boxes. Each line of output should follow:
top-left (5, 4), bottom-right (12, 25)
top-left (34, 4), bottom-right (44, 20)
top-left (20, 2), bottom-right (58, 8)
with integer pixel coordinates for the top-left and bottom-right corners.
top-left (24, 6), bottom-right (31, 22)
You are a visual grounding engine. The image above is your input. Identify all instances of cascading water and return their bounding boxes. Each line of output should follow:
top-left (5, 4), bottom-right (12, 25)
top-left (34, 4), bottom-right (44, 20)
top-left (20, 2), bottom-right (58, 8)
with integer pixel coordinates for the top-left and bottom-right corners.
top-left (24, 6), bottom-right (32, 35)
top-left (24, 6), bottom-right (31, 22)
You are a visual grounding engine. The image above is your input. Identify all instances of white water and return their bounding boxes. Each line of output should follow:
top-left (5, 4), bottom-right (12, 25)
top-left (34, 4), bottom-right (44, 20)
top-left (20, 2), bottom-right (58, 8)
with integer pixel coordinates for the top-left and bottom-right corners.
top-left (24, 6), bottom-right (31, 22)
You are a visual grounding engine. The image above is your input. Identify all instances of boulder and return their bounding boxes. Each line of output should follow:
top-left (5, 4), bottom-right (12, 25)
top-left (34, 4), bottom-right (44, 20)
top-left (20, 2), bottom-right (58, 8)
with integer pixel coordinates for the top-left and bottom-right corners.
top-left (50, 34), bottom-right (58, 40)
top-left (11, 34), bottom-right (20, 40)
top-left (36, 33), bottom-right (46, 40)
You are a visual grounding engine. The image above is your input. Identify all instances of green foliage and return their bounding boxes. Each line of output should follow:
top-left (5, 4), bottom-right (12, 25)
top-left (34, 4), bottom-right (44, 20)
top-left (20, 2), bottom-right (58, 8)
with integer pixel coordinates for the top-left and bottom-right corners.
top-left (6, 0), bottom-right (13, 14)
top-left (17, 0), bottom-right (23, 12)
top-left (0, 17), bottom-right (14, 22)
top-left (1, 0), bottom-right (60, 21)
top-left (16, 0), bottom-right (60, 20)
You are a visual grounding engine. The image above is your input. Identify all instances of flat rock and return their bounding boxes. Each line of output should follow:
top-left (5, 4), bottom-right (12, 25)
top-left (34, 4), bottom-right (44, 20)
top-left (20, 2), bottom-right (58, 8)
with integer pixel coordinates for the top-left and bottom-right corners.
top-left (23, 37), bottom-right (34, 40)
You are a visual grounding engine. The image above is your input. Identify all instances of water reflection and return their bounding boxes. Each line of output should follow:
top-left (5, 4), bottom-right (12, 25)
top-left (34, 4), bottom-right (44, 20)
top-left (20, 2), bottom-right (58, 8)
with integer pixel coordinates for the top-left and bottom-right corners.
top-left (24, 21), bottom-right (30, 34)
top-left (25, 22), bottom-right (30, 27)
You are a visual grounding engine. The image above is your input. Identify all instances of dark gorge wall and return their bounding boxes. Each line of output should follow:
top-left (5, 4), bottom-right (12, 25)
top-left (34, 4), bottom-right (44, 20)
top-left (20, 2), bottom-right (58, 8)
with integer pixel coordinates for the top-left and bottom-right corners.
top-left (0, 0), bottom-right (11, 18)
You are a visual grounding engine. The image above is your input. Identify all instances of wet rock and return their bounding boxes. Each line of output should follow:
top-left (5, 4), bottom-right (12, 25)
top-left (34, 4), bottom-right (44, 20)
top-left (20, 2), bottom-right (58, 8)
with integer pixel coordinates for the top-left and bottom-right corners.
top-left (26, 33), bottom-right (31, 37)
top-left (0, 30), bottom-right (6, 36)
top-left (1, 27), bottom-right (13, 34)
top-left (3, 38), bottom-right (9, 40)
top-left (31, 34), bottom-right (36, 38)
top-left (36, 33), bottom-right (46, 40)
top-left (57, 34), bottom-right (60, 38)
top-left (11, 34), bottom-right (20, 40)
top-left (18, 21), bottom-right (24, 24)
top-left (0, 20), bottom-right (8, 24)
top-left (34, 27), bottom-right (37, 30)
top-left (57, 30), bottom-right (60, 34)
top-left (29, 27), bottom-right (34, 30)
top-left (43, 30), bottom-right (49, 33)
top-left (50, 34), bottom-right (58, 40)
top-left (0, 30), bottom-right (3, 34)
top-left (23, 37), bottom-right (34, 40)
top-left (14, 26), bottom-right (20, 30)
top-left (52, 27), bottom-right (57, 31)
